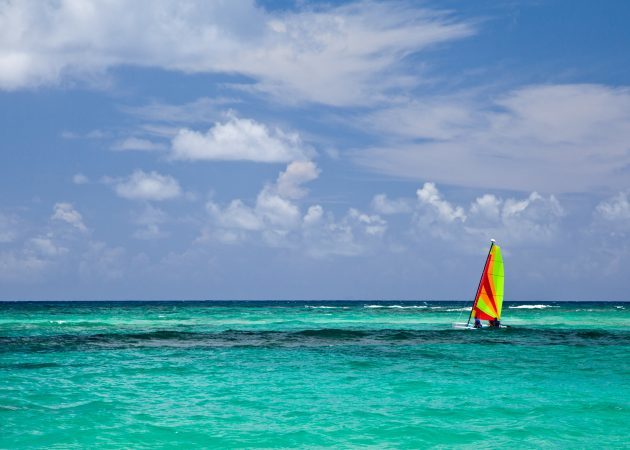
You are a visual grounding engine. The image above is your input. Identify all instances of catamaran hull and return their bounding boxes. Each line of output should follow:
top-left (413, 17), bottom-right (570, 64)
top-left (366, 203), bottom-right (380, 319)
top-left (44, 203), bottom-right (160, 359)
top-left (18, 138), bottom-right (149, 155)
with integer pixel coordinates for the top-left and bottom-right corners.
top-left (452, 322), bottom-right (507, 329)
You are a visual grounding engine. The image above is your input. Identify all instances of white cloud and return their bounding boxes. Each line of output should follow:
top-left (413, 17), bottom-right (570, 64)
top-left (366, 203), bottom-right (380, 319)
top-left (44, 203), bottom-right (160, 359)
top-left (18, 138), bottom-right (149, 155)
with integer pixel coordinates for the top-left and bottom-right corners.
top-left (348, 209), bottom-right (387, 237)
top-left (256, 188), bottom-right (301, 231)
top-left (361, 97), bottom-right (478, 140)
top-left (171, 114), bottom-right (311, 163)
top-left (371, 193), bottom-right (412, 215)
top-left (416, 182), bottom-right (466, 223)
top-left (132, 205), bottom-right (169, 240)
top-left (79, 241), bottom-right (126, 281)
top-left (0, 249), bottom-right (50, 282)
top-left (51, 202), bottom-right (88, 232)
top-left (355, 84), bottom-right (630, 192)
top-left (481, 192), bottom-right (564, 243)
top-left (596, 192), bottom-right (630, 222)
top-left (303, 205), bottom-right (324, 227)
top-left (205, 186), bottom-right (302, 245)
top-left (469, 194), bottom-right (501, 221)
top-left (61, 129), bottom-right (108, 140)
top-left (200, 160), bottom-right (389, 254)
top-left (301, 206), bottom-right (387, 257)
top-left (392, 182), bottom-right (565, 244)
top-left (0, 203), bottom-right (134, 284)
top-left (0, 212), bottom-right (79, 282)
top-left (275, 161), bottom-right (320, 199)
top-left (207, 200), bottom-right (263, 232)
top-left (0, 1), bottom-right (473, 105)
top-left (0, 213), bottom-right (19, 243)
top-left (72, 173), bottom-right (89, 185)
top-left (122, 97), bottom-right (235, 124)
top-left (113, 170), bottom-right (182, 201)
top-left (28, 235), bottom-right (68, 257)
top-left (112, 137), bottom-right (166, 152)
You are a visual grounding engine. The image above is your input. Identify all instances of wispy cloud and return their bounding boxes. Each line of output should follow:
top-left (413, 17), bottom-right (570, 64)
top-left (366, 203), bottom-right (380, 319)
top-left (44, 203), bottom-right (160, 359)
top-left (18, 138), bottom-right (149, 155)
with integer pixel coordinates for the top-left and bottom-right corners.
top-left (132, 205), bottom-right (169, 240)
top-left (0, 1), bottom-right (474, 105)
top-left (122, 97), bottom-right (237, 124)
top-left (51, 203), bottom-right (88, 233)
top-left (112, 137), bottom-right (167, 152)
top-left (354, 84), bottom-right (630, 192)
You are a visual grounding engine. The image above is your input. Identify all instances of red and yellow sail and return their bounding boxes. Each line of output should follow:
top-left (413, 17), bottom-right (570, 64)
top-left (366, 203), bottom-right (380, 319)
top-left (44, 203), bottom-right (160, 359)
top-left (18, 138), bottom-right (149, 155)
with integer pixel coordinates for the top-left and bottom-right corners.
top-left (472, 243), bottom-right (504, 321)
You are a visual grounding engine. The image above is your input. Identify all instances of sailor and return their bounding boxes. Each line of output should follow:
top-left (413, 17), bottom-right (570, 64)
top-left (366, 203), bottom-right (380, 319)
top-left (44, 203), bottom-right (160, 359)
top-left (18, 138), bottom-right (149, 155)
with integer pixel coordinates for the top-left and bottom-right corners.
top-left (489, 318), bottom-right (501, 327)
top-left (473, 318), bottom-right (482, 328)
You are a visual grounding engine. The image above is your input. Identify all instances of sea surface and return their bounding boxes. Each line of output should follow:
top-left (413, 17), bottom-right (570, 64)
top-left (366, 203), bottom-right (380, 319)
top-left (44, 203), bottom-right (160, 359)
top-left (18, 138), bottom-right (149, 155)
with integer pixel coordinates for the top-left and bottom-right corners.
top-left (1, 301), bottom-right (628, 448)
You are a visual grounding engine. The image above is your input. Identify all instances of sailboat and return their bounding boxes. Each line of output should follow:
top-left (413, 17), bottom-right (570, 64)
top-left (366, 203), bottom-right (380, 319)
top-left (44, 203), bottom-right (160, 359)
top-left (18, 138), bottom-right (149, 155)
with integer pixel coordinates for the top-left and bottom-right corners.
top-left (453, 239), bottom-right (505, 329)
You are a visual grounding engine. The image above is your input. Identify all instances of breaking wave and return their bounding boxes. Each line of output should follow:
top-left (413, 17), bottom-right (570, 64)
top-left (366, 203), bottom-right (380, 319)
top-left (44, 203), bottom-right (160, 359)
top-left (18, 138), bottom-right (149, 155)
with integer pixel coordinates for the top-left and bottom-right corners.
top-left (304, 306), bottom-right (346, 309)
top-left (509, 305), bottom-right (558, 309)
top-left (364, 305), bottom-right (428, 309)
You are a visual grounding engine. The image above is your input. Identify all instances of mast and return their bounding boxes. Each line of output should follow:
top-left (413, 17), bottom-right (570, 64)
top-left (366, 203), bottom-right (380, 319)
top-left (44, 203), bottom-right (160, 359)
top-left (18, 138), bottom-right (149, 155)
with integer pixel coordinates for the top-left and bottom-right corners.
top-left (466, 239), bottom-right (495, 326)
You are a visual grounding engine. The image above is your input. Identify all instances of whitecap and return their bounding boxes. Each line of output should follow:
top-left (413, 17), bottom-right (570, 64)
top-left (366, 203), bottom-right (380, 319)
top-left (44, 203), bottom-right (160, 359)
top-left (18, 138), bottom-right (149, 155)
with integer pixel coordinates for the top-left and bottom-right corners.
top-left (305, 306), bottom-right (341, 309)
top-left (508, 305), bottom-right (557, 309)
top-left (364, 305), bottom-right (427, 309)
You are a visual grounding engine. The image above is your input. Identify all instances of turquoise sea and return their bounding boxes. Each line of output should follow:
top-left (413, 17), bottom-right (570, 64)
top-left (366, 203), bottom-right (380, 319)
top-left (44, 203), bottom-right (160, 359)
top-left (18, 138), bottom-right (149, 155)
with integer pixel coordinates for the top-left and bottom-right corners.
top-left (1, 301), bottom-right (628, 448)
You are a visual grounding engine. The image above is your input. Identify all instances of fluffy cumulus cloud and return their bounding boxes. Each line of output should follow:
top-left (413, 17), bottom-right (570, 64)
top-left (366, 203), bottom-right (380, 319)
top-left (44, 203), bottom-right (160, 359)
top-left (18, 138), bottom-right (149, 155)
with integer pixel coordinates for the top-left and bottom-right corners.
top-left (275, 161), bottom-right (320, 199)
top-left (72, 173), bottom-right (89, 185)
top-left (596, 192), bottom-right (630, 222)
top-left (202, 161), bottom-right (386, 255)
top-left (27, 235), bottom-right (68, 257)
top-left (51, 202), bottom-right (88, 232)
top-left (0, 0), bottom-right (473, 105)
top-left (204, 161), bottom-right (312, 246)
top-left (112, 170), bottom-right (181, 201)
top-left (592, 191), bottom-right (630, 241)
top-left (355, 84), bottom-right (630, 192)
top-left (467, 192), bottom-right (564, 243)
top-left (416, 182), bottom-right (466, 223)
top-left (371, 182), bottom-right (564, 245)
top-left (171, 114), bottom-right (311, 163)
top-left (0, 203), bottom-right (124, 283)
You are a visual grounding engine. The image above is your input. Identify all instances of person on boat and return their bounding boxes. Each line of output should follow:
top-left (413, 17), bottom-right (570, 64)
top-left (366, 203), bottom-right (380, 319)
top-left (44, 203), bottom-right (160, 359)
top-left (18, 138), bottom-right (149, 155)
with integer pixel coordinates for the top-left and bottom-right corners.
top-left (489, 318), bottom-right (501, 327)
top-left (473, 318), bottom-right (482, 328)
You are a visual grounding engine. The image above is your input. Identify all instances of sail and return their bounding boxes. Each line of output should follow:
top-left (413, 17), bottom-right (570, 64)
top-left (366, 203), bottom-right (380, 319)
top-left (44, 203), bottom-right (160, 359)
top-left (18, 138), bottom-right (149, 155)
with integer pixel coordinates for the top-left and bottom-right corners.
top-left (471, 243), bottom-right (504, 321)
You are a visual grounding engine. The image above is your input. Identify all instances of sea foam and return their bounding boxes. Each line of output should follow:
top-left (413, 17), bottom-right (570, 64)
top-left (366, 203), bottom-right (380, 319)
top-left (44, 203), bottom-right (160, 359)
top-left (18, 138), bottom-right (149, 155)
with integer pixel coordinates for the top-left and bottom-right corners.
top-left (508, 304), bottom-right (558, 309)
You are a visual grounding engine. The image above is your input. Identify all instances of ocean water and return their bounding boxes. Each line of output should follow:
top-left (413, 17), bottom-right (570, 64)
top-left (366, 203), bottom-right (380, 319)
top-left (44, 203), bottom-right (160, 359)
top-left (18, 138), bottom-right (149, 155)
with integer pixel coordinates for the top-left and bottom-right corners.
top-left (1, 301), bottom-right (628, 448)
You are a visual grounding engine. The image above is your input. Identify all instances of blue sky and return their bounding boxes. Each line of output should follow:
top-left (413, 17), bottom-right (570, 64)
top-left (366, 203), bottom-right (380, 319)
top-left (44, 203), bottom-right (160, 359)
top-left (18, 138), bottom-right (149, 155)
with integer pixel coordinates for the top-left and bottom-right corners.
top-left (1, 0), bottom-right (629, 300)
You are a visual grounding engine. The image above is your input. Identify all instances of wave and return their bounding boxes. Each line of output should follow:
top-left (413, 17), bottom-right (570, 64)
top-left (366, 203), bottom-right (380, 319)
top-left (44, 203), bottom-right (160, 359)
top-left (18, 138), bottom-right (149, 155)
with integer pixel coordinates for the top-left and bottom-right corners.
top-left (509, 305), bottom-right (558, 309)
